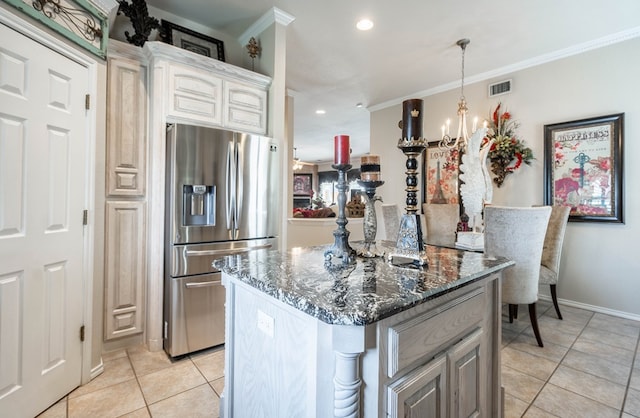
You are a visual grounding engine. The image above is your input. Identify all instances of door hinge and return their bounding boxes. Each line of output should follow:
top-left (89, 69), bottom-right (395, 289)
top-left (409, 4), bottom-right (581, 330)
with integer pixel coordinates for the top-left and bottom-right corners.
top-left (85, 94), bottom-right (90, 110)
top-left (80, 325), bottom-right (85, 342)
top-left (83, 209), bottom-right (88, 225)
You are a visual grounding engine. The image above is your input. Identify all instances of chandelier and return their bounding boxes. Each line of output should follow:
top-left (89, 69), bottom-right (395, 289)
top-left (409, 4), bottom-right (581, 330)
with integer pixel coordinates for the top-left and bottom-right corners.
top-left (292, 147), bottom-right (304, 171)
top-left (439, 38), bottom-right (483, 152)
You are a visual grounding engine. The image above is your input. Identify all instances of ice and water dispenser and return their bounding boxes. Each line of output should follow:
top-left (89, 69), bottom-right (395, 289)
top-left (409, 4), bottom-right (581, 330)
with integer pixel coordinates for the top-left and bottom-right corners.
top-left (182, 185), bottom-right (216, 226)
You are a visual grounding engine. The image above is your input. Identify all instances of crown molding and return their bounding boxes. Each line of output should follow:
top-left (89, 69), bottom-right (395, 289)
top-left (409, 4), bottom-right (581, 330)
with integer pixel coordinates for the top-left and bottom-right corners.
top-left (369, 27), bottom-right (640, 112)
top-left (238, 7), bottom-right (295, 46)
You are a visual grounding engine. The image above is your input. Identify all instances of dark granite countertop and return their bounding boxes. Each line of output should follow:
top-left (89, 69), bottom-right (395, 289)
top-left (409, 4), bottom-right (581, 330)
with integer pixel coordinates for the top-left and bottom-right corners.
top-left (214, 241), bottom-right (513, 326)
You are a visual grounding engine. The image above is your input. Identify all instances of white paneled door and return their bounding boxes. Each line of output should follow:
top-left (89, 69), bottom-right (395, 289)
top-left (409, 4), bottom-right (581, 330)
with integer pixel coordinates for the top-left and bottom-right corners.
top-left (0, 23), bottom-right (87, 417)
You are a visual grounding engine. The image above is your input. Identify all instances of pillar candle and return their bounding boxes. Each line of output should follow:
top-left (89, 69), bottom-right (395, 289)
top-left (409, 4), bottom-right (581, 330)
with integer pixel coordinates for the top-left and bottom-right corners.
top-left (334, 135), bottom-right (350, 165)
top-left (402, 99), bottom-right (424, 141)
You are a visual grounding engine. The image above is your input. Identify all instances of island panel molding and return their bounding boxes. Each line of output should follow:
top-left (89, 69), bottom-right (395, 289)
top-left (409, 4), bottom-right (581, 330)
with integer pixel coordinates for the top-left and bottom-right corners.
top-left (219, 242), bottom-right (512, 417)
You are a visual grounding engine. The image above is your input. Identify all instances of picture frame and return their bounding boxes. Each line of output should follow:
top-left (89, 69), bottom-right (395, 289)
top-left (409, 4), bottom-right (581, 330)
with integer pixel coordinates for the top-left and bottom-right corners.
top-left (161, 20), bottom-right (225, 61)
top-left (543, 113), bottom-right (624, 223)
top-left (293, 173), bottom-right (313, 196)
top-left (422, 141), bottom-right (461, 205)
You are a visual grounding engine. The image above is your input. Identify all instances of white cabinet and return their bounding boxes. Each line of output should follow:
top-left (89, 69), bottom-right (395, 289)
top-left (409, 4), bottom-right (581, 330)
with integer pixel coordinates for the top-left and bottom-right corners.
top-left (386, 353), bottom-right (447, 417)
top-left (147, 42), bottom-right (272, 135)
top-left (167, 63), bottom-right (222, 125)
top-left (104, 201), bottom-right (146, 339)
top-left (223, 271), bottom-right (503, 417)
top-left (223, 80), bottom-right (267, 133)
top-left (386, 328), bottom-right (484, 418)
top-left (104, 41), bottom-right (148, 342)
top-left (107, 55), bottom-right (147, 196)
top-left (383, 286), bottom-right (489, 417)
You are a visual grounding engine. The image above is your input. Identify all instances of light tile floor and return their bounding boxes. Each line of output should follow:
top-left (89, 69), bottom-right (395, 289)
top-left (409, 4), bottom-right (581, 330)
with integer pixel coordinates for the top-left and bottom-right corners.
top-left (502, 300), bottom-right (640, 418)
top-left (38, 344), bottom-right (225, 418)
top-left (38, 301), bottom-right (640, 418)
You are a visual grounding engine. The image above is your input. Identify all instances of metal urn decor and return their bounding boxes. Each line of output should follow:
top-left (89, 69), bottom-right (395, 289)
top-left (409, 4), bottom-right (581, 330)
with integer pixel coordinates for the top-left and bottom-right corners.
top-left (357, 155), bottom-right (384, 258)
top-left (388, 99), bottom-right (428, 266)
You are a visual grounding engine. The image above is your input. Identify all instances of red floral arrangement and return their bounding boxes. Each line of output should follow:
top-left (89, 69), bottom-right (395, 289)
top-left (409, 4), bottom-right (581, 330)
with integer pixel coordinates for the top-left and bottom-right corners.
top-left (481, 103), bottom-right (534, 187)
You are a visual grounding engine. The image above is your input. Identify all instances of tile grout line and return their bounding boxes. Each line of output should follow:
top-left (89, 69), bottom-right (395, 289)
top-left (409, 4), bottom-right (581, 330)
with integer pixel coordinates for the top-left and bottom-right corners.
top-left (518, 305), bottom-right (592, 417)
top-left (126, 348), bottom-right (153, 417)
top-left (521, 310), bottom-right (640, 417)
top-left (619, 329), bottom-right (640, 417)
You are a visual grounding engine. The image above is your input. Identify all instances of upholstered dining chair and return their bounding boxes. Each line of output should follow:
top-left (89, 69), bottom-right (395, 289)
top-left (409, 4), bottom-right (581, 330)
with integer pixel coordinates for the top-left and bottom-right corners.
top-left (538, 205), bottom-right (571, 320)
top-left (422, 203), bottom-right (459, 243)
top-left (484, 205), bottom-right (551, 347)
top-left (381, 203), bottom-right (401, 242)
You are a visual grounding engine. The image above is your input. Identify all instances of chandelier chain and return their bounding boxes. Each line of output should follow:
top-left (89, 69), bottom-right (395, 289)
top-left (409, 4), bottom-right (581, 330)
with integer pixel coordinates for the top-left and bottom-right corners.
top-left (460, 43), bottom-right (466, 100)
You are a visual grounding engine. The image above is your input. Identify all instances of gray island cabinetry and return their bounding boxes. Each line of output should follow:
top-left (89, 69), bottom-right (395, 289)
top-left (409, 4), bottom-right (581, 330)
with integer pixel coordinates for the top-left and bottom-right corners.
top-left (217, 243), bottom-right (513, 417)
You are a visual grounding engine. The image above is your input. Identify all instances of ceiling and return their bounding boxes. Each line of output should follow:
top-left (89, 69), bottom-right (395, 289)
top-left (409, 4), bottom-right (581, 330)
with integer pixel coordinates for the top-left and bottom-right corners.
top-left (145, 0), bottom-right (640, 163)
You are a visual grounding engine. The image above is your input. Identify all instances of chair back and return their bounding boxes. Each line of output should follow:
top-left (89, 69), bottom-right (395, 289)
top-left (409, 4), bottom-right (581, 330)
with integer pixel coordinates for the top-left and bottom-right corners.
top-left (381, 204), bottom-right (400, 242)
top-left (422, 203), bottom-right (459, 242)
top-left (484, 206), bottom-right (551, 305)
top-left (541, 205), bottom-right (571, 277)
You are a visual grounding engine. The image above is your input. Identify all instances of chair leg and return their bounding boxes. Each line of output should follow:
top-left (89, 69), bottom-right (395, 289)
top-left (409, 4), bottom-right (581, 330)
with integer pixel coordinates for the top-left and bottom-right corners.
top-left (529, 303), bottom-right (544, 347)
top-left (550, 284), bottom-right (563, 320)
top-left (513, 304), bottom-right (519, 319)
top-left (508, 304), bottom-right (515, 323)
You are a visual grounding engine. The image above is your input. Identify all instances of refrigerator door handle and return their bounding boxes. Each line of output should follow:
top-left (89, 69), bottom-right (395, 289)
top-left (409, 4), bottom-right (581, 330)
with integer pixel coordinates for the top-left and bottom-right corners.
top-left (185, 280), bottom-right (221, 288)
top-left (235, 136), bottom-right (243, 234)
top-left (226, 140), bottom-right (235, 231)
top-left (185, 243), bottom-right (272, 257)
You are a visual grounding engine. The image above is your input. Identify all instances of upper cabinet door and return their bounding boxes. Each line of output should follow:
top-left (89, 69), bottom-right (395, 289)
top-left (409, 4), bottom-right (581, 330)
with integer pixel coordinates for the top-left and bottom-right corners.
top-left (168, 63), bottom-right (223, 126)
top-left (223, 80), bottom-right (268, 134)
top-left (107, 56), bottom-right (147, 197)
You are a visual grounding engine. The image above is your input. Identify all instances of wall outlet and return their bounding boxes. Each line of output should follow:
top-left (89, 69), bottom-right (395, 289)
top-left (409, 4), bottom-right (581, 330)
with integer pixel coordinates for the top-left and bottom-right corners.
top-left (257, 310), bottom-right (274, 337)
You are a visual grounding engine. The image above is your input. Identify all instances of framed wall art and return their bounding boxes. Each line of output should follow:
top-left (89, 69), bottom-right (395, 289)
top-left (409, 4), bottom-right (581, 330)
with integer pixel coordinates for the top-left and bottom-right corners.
top-left (422, 141), bottom-right (461, 205)
top-left (543, 113), bottom-right (624, 223)
top-left (293, 173), bottom-right (312, 196)
top-left (161, 20), bottom-right (225, 61)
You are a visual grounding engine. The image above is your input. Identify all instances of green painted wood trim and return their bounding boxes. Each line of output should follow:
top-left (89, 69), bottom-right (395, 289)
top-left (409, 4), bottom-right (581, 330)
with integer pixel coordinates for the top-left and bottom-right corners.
top-left (2, 0), bottom-right (108, 59)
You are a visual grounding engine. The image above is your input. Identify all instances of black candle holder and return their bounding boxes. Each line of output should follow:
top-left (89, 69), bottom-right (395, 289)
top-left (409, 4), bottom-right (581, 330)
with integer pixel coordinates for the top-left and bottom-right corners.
top-left (356, 180), bottom-right (384, 257)
top-left (324, 164), bottom-right (357, 264)
top-left (387, 138), bottom-right (429, 266)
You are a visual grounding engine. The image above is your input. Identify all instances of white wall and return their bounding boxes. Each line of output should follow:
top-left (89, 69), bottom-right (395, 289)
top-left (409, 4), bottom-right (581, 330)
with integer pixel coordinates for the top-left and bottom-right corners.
top-left (370, 37), bottom-right (640, 318)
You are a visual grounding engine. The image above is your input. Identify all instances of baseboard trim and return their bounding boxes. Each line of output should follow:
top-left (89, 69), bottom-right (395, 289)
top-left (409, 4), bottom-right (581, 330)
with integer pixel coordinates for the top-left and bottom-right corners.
top-left (538, 294), bottom-right (640, 322)
top-left (90, 359), bottom-right (104, 381)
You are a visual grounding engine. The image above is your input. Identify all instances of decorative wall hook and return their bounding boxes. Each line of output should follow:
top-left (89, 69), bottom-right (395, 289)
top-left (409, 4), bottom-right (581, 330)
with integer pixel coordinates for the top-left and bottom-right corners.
top-left (246, 37), bottom-right (261, 70)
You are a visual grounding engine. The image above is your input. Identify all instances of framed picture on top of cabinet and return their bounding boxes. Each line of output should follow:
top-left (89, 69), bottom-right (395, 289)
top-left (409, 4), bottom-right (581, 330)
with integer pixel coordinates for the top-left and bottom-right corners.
top-left (422, 141), bottom-right (461, 205)
top-left (543, 113), bottom-right (624, 223)
top-left (161, 20), bottom-right (225, 61)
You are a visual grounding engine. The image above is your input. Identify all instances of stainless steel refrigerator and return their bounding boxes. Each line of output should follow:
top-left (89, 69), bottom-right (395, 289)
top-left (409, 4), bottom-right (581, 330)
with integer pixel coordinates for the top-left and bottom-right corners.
top-left (164, 123), bottom-right (280, 357)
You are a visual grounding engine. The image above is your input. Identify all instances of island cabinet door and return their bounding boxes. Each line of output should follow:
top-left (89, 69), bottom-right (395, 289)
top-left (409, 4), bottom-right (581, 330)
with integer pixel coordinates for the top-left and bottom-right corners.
top-left (385, 327), bottom-right (485, 418)
top-left (386, 354), bottom-right (448, 417)
top-left (448, 328), bottom-right (484, 418)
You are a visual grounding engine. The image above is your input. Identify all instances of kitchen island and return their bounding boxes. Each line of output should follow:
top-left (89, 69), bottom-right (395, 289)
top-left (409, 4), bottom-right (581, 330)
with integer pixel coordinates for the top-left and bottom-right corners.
top-left (216, 241), bottom-right (513, 418)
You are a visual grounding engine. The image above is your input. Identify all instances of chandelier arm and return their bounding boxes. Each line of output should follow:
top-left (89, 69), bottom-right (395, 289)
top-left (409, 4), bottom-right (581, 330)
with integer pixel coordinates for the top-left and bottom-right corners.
top-left (440, 38), bottom-right (471, 152)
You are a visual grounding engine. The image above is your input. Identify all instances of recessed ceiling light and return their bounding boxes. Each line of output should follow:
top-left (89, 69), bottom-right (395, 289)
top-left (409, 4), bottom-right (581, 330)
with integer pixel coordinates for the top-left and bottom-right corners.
top-left (356, 19), bottom-right (373, 31)
top-left (356, 102), bottom-right (364, 108)
top-left (315, 109), bottom-right (326, 115)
